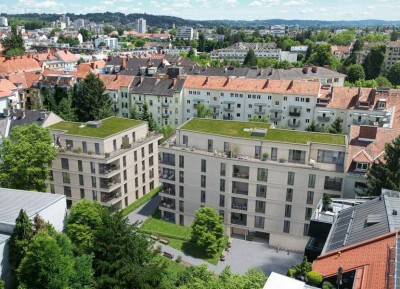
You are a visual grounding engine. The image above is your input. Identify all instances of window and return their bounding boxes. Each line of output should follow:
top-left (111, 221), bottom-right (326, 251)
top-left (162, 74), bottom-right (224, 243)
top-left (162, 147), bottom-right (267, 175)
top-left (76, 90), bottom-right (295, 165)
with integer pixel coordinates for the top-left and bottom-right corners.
top-left (208, 139), bottom-right (213, 152)
top-left (91, 176), bottom-right (96, 188)
top-left (142, 160), bottom-right (145, 171)
top-left (307, 191), bottom-right (314, 205)
top-left (201, 175), bottom-right (206, 188)
top-left (256, 184), bottom-right (267, 198)
top-left (308, 174), bottom-right (316, 188)
top-left (257, 168), bottom-right (268, 182)
top-left (219, 194), bottom-right (225, 207)
top-left (80, 188), bottom-right (85, 199)
top-left (275, 101), bottom-right (279, 105)
top-left (356, 162), bottom-right (368, 171)
top-left (255, 216), bottom-right (265, 229)
top-left (149, 143), bottom-right (153, 154)
top-left (92, 190), bottom-right (97, 201)
top-left (288, 150), bottom-right (306, 164)
top-left (61, 158), bottom-right (69, 170)
top-left (317, 150), bottom-right (344, 164)
top-left (149, 156), bottom-right (154, 167)
top-left (179, 201), bottom-right (184, 213)
top-left (220, 179), bottom-right (225, 192)
top-left (183, 135), bottom-right (188, 146)
top-left (78, 160), bottom-right (83, 172)
top-left (64, 186), bottom-right (71, 197)
top-left (82, 141), bottom-right (87, 153)
top-left (90, 162), bottom-right (95, 174)
top-left (113, 139), bottom-right (117, 151)
top-left (62, 172), bottom-right (70, 184)
top-left (255, 200), bottom-right (266, 213)
top-left (283, 96), bottom-right (287, 101)
top-left (283, 220), bottom-right (290, 233)
top-left (50, 184), bottom-right (55, 194)
top-left (286, 188), bottom-right (293, 202)
top-left (287, 171), bottom-right (295, 185)
top-left (201, 159), bottom-right (206, 172)
top-left (271, 147), bottom-right (278, 161)
top-left (284, 204), bottom-right (292, 218)
top-left (224, 142), bottom-right (230, 153)
top-left (134, 151), bottom-right (137, 161)
top-left (179, 155), bottom-right (184, 168)
top-left (123, 156), bottom-right (127, 167)
top-left (324, 177), bottom-right (343, 191)
top-left (201, 190), bottom-right (206, 203)
top-left (49, 170), bottom-right (54, 181)
top-left (255, 146), bottom-right (261, 159)
top-left (305, 208), bottom-right (313, 220)
top-left (179, 171), bottom-right (184, 183)
top-left (124, 170), bottom-right (127, 181)
top-left (220, 163), bottom-right (226, 176)
top-left (79, 174), bottom-right (84, 186)
top-left (95, 143), bottom-right (100, 155)
top-left (141, 147), bottom-right (145, 158)
top-left (303, 224), bottom-right (309, 236)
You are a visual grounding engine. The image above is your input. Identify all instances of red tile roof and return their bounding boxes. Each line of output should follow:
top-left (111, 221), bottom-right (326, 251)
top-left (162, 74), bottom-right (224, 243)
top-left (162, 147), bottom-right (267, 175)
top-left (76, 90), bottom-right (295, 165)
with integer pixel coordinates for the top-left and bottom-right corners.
top-left (0, 78), bottom-right (17, 98)
top-left (313, 232), bottom-right (396, 289)
top-left (55, 49), bottom-right (79, 63)
top-left (0, 55), bottom-right (42, 76)
top-left (98, 74), bottom-right (134, 90)
top-left (6, 71), bottom-right (41, 89)
top-left (184, 76), bottom-right (321, 96)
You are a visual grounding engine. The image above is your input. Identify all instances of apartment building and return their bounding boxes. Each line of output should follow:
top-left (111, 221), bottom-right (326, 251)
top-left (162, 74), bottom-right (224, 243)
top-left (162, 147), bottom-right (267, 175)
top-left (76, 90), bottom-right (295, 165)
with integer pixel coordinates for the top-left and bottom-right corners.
top-left (158, 118), bottom-right (347, 250)
top-left (177, 26), bottom-right (194, 40)
top-left (48, 117), bottom-right (162, 209)
top-left (183, 76), bottom-right (321, 131)
top-left (385, 41), bottom-right (400, 69)
top-left (270, 25), bottom-right (286, 37)
top-left (135, 18), bottom-right (147, 34)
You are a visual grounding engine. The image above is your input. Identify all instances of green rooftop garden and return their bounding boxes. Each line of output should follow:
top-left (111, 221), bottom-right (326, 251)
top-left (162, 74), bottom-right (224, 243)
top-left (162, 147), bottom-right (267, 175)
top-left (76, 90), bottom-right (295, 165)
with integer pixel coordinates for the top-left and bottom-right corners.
top-left (181, 119), bottom-right (346, 145)
top-left (49, 117), bottom-right (142, 138)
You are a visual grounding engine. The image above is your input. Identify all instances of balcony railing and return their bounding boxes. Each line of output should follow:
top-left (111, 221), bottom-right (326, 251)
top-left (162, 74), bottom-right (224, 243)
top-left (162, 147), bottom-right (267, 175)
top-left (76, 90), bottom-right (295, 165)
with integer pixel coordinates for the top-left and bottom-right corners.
top-left (160, 187), bottom-right (176, 196)
top-left (223, 114), bottom-right (233, 120)
top-left (289, 111), bottom-right (301, 117)
top-left (101, 191), bottom-right (121, 204)
top-left (231, 200), bottom-right (248, 211)
top-left (160, 202), bottom-right (176, 210)
top-left (162, 103), bottom-right (169, 107)
top-left (254, 108), bottom-right (266, 114)
top-left (162, 113), bottom-right (169, 118)
top-left (270, 115), bottom-right (282, 120)
top-left (100, 178), bottom-right (121, 189)
top-left (288, 120), bottom-right (300, 127)
top-left (159, 159), bottom-right (175, 166)
top-left (232, 188), bottom-right (248, 195)
top-left (231, 219), bottom-right (247, 226)
top-left (99, 163), bottom-right (120, 175)
top-left (317, 116), bottom-right (330, 122)
top-left (223, 107), bottom-right (234, 112)
top-left (135, 100), bottom-right (143, 104)
top-left (233, 172), bottom-right (249, 179)
top-left (324, 182), bottom-right (342, 191)
top-left (160, 173), bottom-right (175, 181)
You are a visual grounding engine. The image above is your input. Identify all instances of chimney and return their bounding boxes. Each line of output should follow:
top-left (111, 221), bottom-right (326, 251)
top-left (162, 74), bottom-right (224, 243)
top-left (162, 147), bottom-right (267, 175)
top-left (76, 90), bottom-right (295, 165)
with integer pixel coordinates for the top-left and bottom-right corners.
top-left (312, 66), bottom-right (317, 73)
top-left (204, 77), bottom-right (209, 85)
top-left (64, 48), bottom-right (67, 54)
top-left (263, 79), bottom-right (269, 89)
top-left (224, 77), bottom-right (231, 86)
top-left (121, 58), bottom-right (127, 69)
top-left (302, 66), bottom-right (309, 74)
top-left (90, 62), bottom-right (95, 69)
top-left (287, 80), bottom-right (294, 90)
top-left (359, 126), bottom-right (378, 140)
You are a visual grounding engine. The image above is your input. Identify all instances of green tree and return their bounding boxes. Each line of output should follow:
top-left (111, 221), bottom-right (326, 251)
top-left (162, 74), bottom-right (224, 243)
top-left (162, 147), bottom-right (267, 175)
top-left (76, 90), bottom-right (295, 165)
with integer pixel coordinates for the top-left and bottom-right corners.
top-left (249, 115), bottom-right (268, 122)
top-left (362, 45), bottom-right (386, 80)
top-left (92, 207), bottom-right (166, 289)
top-left (375, 76), bottom-right (392, 87)
top-left (347, 64), bottom-right (365, 83)
top-left (57, 90), bottom-right (76, 121)
top-left (103, 25), bottom-right (113, 35)
top-left (328, 117), bottom-right (343, 134)
top-left (129, 104), bottom-right (140, 120)
top-left (243, 48), bottom-right (258, 67)
top-left (159, 125), bottom-right (175, 140)
top-left (388, 62), bottom-right (400, 86)
top-left (66, 200), bottom-right (104, 255)
top-left (0, 279), bottom-right (4, 289)
top-left (390, 30), bottom-right (399, 41)
top-left (366, 137), bottom-right (400, 196)
top-left (3, 24), bottom-right (25, 56)
top-left (79, 28), bottom-right (92, 42)
top-left (305, 120), bottom-right (321, 132)
top-left (196, 102), bottom-right (210, 118)
top-left (0, 125), bottom-right (56, 192)
top-left (306, 271), bottom-right (323, 286)
top-left (191, 207), bottom-right (225, 256)
top-left (140, 101), bottom-right (158, 131)
top-left (307, 44), bottom-right (338, 69)
top-left (8, 210), bottom-right (33, 287)
top-left (74, 73), bottom-right (113, 121)
top-left (17, 232), bottom-right (74, 289)
top-left (187, 47), bottom-right (195, 58)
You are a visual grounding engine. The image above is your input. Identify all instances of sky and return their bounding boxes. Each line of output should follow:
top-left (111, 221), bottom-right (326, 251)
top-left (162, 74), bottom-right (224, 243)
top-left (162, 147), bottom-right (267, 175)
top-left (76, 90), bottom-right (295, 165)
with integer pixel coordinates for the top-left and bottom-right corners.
top-left (1, 0), bottom-right (400, 21)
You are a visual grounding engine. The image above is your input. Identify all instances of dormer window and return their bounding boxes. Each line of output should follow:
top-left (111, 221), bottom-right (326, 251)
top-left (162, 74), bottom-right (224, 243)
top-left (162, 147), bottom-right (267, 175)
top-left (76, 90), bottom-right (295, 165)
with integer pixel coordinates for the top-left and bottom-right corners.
top-left (356, 162), bottom-right (369, 171)
top-left (378, 100), bottom-right (386, 109)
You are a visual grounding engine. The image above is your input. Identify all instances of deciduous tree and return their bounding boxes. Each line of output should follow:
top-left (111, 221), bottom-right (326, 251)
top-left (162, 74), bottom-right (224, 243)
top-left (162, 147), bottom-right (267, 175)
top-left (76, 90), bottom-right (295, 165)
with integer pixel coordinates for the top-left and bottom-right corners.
top-left (3, 25), bottom-right (25, 56)
top-left (346, 64), bottom-right (365, 83)
top-left (362, 45), bottom-right (386, 80)
top-left (196, 102), bottom-right (210, 118)
top-left (388, 62), bottom-right (400, 86)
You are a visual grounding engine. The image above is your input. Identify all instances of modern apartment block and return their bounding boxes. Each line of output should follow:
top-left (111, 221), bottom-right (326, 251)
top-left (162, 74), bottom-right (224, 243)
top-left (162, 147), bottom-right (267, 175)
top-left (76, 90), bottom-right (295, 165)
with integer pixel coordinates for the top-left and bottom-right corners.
top-left (158, 118), bottom-right (347, 250)
top-left (385, 41), bottom-right (400, 69)
top-left (47, 117), bottom-right (162, 209)
top-left (177, 26), bottom-right (194, 40)
top-left (135, 18), bottom-right (147, 34)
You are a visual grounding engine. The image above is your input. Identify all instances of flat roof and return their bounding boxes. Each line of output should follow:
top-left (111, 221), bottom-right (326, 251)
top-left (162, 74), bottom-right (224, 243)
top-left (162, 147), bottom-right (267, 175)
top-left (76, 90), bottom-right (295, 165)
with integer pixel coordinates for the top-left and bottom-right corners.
top-left (180, 119), bottom-right (346, 145)
top-left (0, 188), bottom-right (65, 225)
top-left (49, 117), bottom-right (143, 138)
top-left (263, 272), bottom-right (309, 289)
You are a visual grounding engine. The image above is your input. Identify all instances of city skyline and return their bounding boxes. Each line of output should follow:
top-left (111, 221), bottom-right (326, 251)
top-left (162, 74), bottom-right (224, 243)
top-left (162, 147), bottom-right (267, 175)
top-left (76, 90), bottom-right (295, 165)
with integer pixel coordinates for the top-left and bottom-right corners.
top-left (1, 0), bottom-right (400, 21)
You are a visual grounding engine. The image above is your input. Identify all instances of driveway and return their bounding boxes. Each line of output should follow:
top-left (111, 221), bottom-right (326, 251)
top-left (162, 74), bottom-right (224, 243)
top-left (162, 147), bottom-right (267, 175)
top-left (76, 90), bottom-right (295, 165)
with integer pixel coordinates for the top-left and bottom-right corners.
top-left (127, 194), bottom-right (160, 226)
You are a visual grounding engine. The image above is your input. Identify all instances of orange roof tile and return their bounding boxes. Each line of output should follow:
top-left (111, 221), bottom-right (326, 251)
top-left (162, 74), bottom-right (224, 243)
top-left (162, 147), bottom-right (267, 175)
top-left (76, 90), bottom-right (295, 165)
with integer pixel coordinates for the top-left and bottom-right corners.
top-left (6, 71), bottom-right (40, 89)
top-left (0, 78), bottom-right (17, 98)
top-left (55, 49), bottom-right (79, 63)
top-left (313, 232), bottom-right (396, 289)
top-left (184, 76), bottom-right (320, 96)
top-left (0, 55), bottom-right (42, 76)
top-left (98, 74), bottom-right (134, 90)
top-left (327, 87), bottom-right (375, 109)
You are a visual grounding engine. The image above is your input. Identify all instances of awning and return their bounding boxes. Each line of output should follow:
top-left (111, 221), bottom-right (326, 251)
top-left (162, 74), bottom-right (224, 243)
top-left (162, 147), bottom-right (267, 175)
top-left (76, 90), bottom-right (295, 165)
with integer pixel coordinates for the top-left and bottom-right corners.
top-left (270, 108), bottom-right (282, 112)
top-left (223, 101), bottom-right (235, 104)
top-left (289, 105), bottom-right (302, 109)
top-left (255, 103), bottom-right (267, 106)
top-left (318, 110), bottom-right (331, 113)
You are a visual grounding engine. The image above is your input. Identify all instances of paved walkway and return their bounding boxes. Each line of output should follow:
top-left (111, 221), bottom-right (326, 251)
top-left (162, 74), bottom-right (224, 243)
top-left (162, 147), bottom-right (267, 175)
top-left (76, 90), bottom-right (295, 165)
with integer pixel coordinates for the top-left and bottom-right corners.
top-left (127, 194), bottom-right (160, 226)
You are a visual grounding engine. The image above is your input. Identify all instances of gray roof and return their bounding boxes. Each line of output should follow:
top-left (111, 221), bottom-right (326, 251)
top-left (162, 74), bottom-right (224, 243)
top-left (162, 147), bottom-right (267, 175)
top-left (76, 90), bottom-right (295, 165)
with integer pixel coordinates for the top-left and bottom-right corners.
top-left (130, 77), bottom-right (185, 96)
top-left (268, 67), bottom-right (346, 80)
top-left (323, 195), bottom-right (400, 253)
top-left (7, 110), bottom-right (50, 131)
top-left (0, 188), bottom-right (65, 226)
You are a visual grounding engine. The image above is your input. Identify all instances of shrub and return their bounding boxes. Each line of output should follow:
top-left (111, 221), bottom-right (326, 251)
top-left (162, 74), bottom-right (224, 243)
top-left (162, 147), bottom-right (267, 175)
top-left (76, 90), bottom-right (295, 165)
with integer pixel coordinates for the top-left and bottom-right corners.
top-left (72, 147), bottom-right (82, 154)
top-left (287, 268), bottom-right (297, 278)
top-left (176, 255), bottom-right (182, 263)
top-left (322, 281), bottom-right (336, 289)
top-left (155, 245), bottom-right (162, 254)
top-left (262, 152), bottom-right (269, 159)
top-left (306, 271), bottom-right (323, 286)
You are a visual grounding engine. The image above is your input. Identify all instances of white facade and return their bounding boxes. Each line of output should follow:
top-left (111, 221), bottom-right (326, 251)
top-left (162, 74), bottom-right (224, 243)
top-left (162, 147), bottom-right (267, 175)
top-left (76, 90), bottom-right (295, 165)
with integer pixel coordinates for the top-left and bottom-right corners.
top-left (270, 25), bottom-right (286, 37)
top-left (177, 26), bottom-right (194, 40)
top-left (0, 17), bottom-right (8, 27)
top-left (95, 37), bottom-right (118, 48)
top-left (210, 48), bottom-right (297, 64)
top-left (158, 119), bottom-right (347, 251)
top-left (135, 18), bottom-right (147, 34)
top-left (74, 19), bottom-right (85, 29)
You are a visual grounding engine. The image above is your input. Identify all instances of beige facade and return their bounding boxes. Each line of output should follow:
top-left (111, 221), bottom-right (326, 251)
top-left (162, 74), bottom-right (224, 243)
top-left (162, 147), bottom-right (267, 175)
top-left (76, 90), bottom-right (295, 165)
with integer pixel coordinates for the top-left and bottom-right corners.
top-left (47, 117), bottom-right (162, 209)
top-left (158, 119), bottom-right (347, 251)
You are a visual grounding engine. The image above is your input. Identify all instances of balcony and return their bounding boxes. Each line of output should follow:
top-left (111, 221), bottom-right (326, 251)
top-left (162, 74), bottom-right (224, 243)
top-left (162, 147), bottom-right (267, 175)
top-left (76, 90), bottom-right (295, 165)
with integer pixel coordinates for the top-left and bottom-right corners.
top-left (160, 184), bottom-right (176, 196)
top-left (270, 115), bottom-right (281, 121)
top-left (99, 176), bottom-right (121, 190)
top-left (324, 181), bottom-right (342, 191)
top-left (135, 99), bottom-right (143, 105)
top-left (254, 108), bottom-right (266, 114)
top-left (231, 212), bottom-right (247, 226)
top-left (231, 197), bottom-right (248, 211)
top-left (101, 189), bottom-right (121, 205)
top-left (317, 116), bottom-right (330, 122)
top-left (160, 168), bottom-right (175, 181)
top-left (162, 102), bottom-right (169, 107)
top-left (288, 120), bottom-right (300, 127)
top-left (160, 197), bottom-right (176, 210)
top-left (160, 153), bottom-right (175, 166)
top-left (223, 114), bottom-right (233, 120)
top-left (289, 111), bottom-right (301, 117)
top-left (232, 165), bottom-right (249, 179)
top-left (232, 181), bottom-right (249, 196)
top-left (99, 161), bottom-right (120, 175)
top-left (212, 110), bottom-right (220, 116)
top-left (162, 113), bottom-right (169, 118)
top-left (223, 107), bottom-right (234, 112)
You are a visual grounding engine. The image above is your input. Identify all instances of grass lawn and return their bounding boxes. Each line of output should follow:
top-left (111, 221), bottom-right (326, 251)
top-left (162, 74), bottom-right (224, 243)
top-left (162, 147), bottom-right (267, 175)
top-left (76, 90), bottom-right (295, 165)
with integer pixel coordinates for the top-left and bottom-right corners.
top-left (49, 117), bottom-right (142, 138)
top-left (121, 186), bottom-right (161, 217)
top-left (181, 118), bottom-right (345, 145)
top-left (154, 255), bottom-right (187, 274)
top-left (141, 210), bottom-right (225, 265)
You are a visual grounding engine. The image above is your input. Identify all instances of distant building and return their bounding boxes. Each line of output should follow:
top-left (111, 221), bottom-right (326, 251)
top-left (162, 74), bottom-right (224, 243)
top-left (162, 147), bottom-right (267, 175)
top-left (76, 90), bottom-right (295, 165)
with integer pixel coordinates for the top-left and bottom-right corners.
top-left (59, 14), bottom-right (71, 27)
top-left (177, 26), bottom-right (194, 40)
top-left (0, 17), bottom-right (8, 27)
top-left (94, 36), bottom-right (118, 48)
top-left (74, 19), bottom-right (85, 29)
top-left (290, 45), bottom-right (308, 55)
top-left (0, 188), bottom-right (67, 287)
top-left (270, 25), bottom-right (286, 37)
top-left (135, 18), bottom-right (147, 34)
top-left (385, 41), bottom-right (400, 69)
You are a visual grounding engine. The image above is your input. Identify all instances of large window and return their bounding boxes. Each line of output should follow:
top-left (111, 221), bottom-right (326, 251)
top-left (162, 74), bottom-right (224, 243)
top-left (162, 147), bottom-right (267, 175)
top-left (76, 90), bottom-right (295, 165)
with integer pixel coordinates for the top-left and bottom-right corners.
top-left (61, 158), bottom-right (69, 170)
top-left (179, 155), bottom-right (184, 168)
top-left (220, 179), bottom-right (225, 192)
top-left (356, 162), bottom-right (368, 171)
top-left (79, 174), bottom-right (84, 186)
top-left (183, 135), bottom-right (188, 146)
top-left (285, 204), bottom-right (292, 218)
top-left (303, 224), bottom-right (309, 236)
top-left (255, 201), bottom-right (266, 214)
top-left (255, 146), bottom-right (261, 159)
top-left (256, 184), bottom-right (267, 198)
top-left (306, 191), bottom-right (314, 205)
top-left (201, 175), bottom-right (206, 188)
top-left (179, 171), bottom-right (184, 183)
top-left (62, 172), bottom-right (70, 184)
top-left (220, 163), bottom-right (226, 176)
top-left (271, 147), bottom-right (278, 161)
top-left (305, 208), bottom-right (313, 220)
top-left (224, 142), bottom-right (230, 153)
top-left (64, 186), bottom-right (71, 197)
top-left (317, 150), bottom-right (344, 164)
top-left (78, 160), bottom-right (83, 172)
top-left (201, 159), bottom-right (206, 172)
top-left (254, 216), bottom-right (265, 229)
top-left (324, 176), bottom-right (343, 191)
top-left (286, 188), bottom-right (293, 202)
top-left (208, 139), bottom-right (213, 152)
top-left (288, 150), bottom-right (306, 164)
top-left (283, 220), bottom-right (290, 233)
top-left (287, 171), bottom-right (295, 185)
top-left (308, 174), bottom-right (316, 188)
top-left (219, 194), bottom-right (225, 207)
top-left (257, 168), bottom-right (268, 182)
top-left (201, 190), bottom-right (206, 203)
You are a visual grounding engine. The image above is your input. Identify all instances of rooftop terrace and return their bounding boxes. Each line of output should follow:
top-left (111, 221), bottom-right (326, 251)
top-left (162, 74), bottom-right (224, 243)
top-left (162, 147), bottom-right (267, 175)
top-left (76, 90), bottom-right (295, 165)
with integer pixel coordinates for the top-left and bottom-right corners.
top-left (49, 117), bottom-right (143, 138)
top-left (180, 119), bottom-right (346, 145)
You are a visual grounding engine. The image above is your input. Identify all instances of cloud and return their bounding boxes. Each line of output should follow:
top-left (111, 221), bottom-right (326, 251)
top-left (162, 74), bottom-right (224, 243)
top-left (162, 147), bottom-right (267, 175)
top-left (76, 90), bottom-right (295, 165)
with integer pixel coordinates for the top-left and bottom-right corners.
top-left (223, 0), bottom-right (239, 7)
